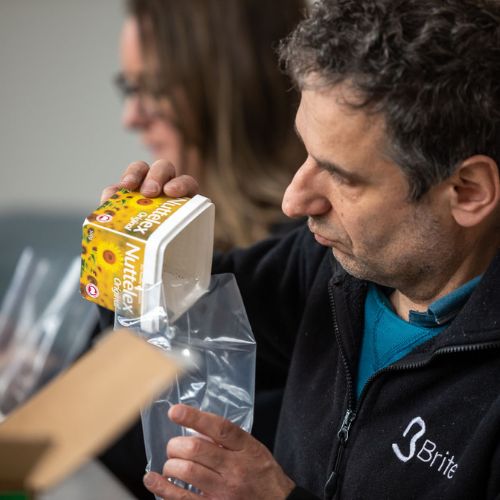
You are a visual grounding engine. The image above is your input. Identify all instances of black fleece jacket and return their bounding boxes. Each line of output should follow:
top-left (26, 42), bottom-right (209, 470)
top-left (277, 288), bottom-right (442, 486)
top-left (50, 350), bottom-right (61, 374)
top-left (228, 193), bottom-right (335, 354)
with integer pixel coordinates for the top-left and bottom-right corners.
top-left (213, 224), bottom-right (500, 499)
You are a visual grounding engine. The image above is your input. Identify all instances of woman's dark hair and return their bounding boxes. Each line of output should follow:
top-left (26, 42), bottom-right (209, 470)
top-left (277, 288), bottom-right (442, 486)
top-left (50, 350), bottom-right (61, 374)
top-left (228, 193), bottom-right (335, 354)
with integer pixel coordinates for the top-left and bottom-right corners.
top-left (280, 0), bottom-right (500, 200)
top-left (127, 0), bottom-right (306, 249)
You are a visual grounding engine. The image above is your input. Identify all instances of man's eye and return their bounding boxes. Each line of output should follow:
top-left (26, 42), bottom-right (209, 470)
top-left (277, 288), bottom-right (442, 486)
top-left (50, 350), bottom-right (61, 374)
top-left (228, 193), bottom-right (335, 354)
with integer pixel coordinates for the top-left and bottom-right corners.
top-left (321, 166), bottom-right (350, 185)
top-left (328, 170), bottom-right (347, 183)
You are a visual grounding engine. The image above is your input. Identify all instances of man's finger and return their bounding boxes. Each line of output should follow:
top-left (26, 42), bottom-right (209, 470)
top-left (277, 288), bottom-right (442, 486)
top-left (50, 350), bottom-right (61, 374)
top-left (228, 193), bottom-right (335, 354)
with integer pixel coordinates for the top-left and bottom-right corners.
top-left (162, 458), bottom-right (221, 495)
top-left (119, 160), bottom-right (150, 191)
top-left (141, 159), bottom-right (176, 197)
top-left (100, 184), bottom-right (120, 204)
top-left (143, 471), bottom-right (198, 500)
top-left (163, 175), bottom-right (200, 198)
top-left (168, 404), bottom-right (247, 451)
top-left (167, 435), bottom-right (225, 473)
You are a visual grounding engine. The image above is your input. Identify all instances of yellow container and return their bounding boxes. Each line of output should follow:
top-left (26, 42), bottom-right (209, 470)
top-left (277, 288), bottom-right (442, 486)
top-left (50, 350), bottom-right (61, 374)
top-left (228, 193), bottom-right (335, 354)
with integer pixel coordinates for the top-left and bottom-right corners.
top-left (80, 189), bottom-right (214, 321)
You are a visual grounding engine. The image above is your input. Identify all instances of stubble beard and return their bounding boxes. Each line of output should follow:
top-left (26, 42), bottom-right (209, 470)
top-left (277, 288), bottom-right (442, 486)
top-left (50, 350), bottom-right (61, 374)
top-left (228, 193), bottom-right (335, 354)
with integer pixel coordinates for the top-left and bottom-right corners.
top-left (330, 211), bottom-right (453, 299)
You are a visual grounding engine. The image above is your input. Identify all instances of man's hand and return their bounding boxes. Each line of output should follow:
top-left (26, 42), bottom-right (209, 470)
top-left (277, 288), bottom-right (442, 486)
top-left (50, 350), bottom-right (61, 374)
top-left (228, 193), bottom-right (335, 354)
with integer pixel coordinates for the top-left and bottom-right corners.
top-left (143, 404), bottom-right (296, 500)
top-left (100, 159), bottom-right (200, 203)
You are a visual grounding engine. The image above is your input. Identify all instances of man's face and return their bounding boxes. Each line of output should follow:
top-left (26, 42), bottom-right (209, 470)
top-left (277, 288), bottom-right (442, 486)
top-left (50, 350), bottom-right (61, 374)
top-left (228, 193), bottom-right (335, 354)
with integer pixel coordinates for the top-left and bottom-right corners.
top-left (282, 81), bottom-right (459, 297)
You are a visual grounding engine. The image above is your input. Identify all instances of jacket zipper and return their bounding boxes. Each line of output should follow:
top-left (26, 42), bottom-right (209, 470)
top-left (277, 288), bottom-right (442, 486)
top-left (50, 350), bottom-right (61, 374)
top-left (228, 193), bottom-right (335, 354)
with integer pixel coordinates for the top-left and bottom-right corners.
top-left (325, 279), bottom-right (500, 498)
top-left (325, 282), bottom-right (357, 498)
top-left (324, 408), bottom-right (356, 496)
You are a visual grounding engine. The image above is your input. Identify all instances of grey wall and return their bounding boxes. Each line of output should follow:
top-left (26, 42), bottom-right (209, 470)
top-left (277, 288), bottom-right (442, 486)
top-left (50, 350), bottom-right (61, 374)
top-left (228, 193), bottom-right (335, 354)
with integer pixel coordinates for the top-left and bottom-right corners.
top-left (0, 0), bottom-right (146, 217)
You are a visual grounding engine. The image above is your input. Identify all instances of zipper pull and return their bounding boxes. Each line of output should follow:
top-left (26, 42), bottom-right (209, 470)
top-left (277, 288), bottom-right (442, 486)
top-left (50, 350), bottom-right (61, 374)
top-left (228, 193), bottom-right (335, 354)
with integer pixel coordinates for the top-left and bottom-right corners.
top-left (324, 409), bottom-right (357, 498)
top-left (337, 408), bottom-right (356, 443)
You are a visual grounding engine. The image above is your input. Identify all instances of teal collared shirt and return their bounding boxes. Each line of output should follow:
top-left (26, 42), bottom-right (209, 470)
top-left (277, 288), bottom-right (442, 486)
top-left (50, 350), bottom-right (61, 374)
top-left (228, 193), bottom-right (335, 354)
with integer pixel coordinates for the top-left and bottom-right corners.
top-left (356, 275), bottom-right (482, 398)
top-left (408, 275), bottom-right (482, 326)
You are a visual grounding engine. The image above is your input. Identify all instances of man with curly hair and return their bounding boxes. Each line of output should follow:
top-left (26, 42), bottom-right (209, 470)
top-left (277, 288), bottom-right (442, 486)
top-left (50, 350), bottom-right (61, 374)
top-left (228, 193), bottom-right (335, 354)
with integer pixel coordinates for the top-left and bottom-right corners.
top-left (102, 0), bottom-right (500, 498)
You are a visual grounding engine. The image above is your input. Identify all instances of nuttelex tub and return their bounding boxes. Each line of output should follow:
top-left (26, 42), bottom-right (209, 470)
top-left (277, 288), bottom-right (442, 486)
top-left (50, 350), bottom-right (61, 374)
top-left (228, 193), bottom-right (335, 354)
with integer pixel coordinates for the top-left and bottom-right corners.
top-left (80, 189), bottom-right (214, 322)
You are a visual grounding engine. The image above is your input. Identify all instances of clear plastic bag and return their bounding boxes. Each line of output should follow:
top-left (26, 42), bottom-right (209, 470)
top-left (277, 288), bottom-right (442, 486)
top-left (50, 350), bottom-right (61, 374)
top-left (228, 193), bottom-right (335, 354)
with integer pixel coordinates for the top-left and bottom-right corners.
top-left (114, 273), bottom-right (256, 489)
top-left (0, 248), bottom-right (98, 419)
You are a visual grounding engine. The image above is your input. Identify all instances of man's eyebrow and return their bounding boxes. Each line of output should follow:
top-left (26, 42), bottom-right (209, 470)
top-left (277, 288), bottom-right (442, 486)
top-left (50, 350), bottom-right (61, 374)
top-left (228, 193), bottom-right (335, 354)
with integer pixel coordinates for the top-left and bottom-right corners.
top-left (294, 122), bottom-right (362, 183)
top-left (313, 156), bottom-right (362, 182)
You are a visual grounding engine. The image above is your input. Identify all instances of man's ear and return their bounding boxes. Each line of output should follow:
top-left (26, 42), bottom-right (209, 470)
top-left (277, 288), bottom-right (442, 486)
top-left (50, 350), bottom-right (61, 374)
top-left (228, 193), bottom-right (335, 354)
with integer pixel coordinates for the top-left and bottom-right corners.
top-left (449, 155), bottom-right (500, 227)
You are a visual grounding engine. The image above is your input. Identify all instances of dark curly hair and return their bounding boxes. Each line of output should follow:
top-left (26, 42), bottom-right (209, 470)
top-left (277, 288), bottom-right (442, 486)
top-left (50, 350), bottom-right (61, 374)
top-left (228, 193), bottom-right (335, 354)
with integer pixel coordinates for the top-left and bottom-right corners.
top-left (280, 0), bottom-right (500, 200)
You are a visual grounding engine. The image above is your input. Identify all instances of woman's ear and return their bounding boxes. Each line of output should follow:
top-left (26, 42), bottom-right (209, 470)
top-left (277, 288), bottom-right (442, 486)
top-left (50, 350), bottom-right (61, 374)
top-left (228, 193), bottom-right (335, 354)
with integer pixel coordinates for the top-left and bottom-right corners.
top-left (449, 155), bottom-right (500, 227)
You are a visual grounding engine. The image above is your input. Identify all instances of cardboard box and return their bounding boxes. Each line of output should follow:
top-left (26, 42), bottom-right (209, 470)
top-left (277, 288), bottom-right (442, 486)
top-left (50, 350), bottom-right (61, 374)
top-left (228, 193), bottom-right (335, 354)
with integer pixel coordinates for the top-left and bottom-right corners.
top-left (0, 329), bottom-right (180, 498)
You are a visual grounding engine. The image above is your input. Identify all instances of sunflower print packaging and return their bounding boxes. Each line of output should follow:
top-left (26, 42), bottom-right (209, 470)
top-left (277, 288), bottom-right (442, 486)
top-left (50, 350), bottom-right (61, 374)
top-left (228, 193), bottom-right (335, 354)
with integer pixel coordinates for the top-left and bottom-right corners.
top-left (80, 189), bottom-right (214, 321)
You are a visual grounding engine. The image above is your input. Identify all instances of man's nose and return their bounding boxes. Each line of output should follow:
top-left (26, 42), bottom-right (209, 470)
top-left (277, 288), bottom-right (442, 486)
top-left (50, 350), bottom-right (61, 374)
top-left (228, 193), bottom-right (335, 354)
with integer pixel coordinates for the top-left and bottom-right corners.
top-left (282, 159), bottom-right (332, 218)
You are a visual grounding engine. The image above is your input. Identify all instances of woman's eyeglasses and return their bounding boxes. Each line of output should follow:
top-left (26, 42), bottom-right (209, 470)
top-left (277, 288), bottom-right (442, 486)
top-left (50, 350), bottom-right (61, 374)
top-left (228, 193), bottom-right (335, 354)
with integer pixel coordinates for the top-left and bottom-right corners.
top-left (114, 72), bottom-right (148, 98)
top-left (114, 72), bottom-right (180, 128)
top-left (114, 72), bottom-right (163, 117)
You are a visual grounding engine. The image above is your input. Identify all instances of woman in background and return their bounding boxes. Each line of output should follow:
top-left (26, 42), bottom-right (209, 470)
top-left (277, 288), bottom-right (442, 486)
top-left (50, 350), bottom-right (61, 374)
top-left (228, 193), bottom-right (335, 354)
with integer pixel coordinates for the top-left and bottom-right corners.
top-left (101, 2), bottom-right (307, 498)
top-left (117, 0), bottom-right (306, 251)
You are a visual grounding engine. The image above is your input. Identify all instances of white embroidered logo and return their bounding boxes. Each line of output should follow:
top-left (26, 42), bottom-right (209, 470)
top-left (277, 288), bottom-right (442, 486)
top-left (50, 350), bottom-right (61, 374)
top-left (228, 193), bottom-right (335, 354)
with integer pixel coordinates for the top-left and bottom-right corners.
top-left (392, 416), bottom-right (459, 479)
